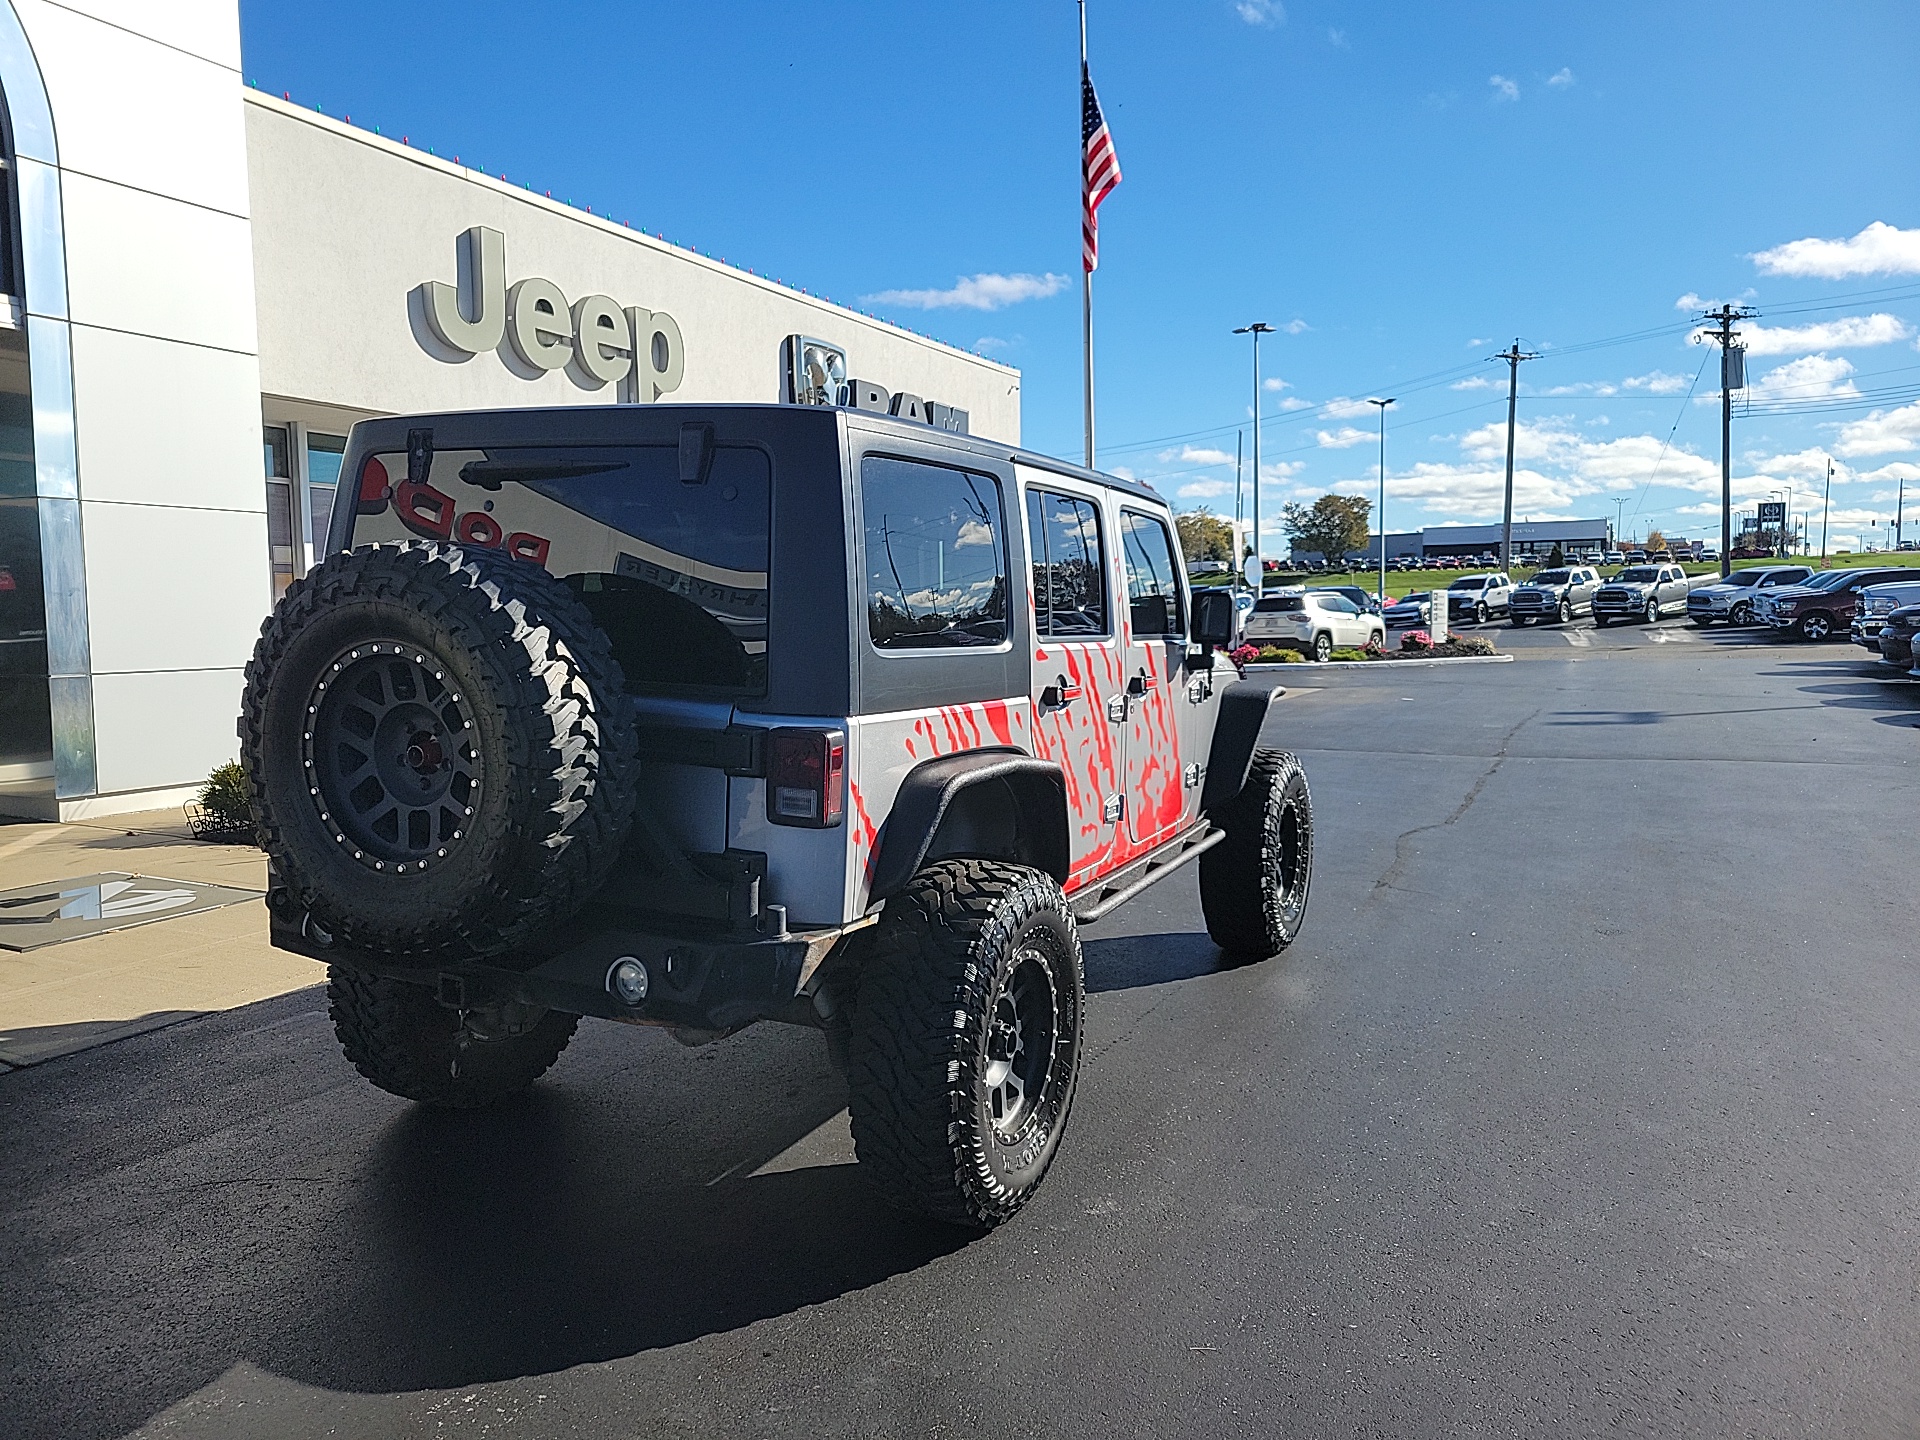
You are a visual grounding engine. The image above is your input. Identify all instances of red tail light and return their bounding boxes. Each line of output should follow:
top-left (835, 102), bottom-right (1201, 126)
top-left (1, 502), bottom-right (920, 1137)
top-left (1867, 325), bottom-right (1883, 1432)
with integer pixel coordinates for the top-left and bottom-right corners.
top-left (0, 567), bottom-right (14, 592)
top-left (766, 728), bottom-right (845, 828)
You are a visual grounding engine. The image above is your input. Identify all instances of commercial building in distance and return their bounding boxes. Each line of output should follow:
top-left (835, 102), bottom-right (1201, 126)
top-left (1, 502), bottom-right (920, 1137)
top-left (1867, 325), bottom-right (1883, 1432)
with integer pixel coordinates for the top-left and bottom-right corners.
top-left (1294, 519), bottom-right (1612, 567)
top-left (0, 0), bottom-right (1016, 819)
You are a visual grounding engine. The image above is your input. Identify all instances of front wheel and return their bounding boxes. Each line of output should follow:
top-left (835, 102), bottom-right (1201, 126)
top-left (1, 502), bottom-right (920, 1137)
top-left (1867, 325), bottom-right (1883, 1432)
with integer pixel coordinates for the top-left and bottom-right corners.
top-left (1644, 599), bottom-right (1659, 624)
top-left (328, 966), bottom-right (577, 1108)
top-left (1510, 615), bottom-right (1529, 628)
top-left (1798, 611), bottom-right (1833, 641)
top-left (1475, 603), bottom-right (1489, 625)
top-left (1731, 601), bottom-right (1753, 626)
top-left (1558, 599), bottom-right (1573, 624)
top-left (1200, 748), bottom-right (1313, 959)
top-left (1595, 615), bottom-right (1611, 628)
top-left (847, 860), bottom-right (1084, 1229)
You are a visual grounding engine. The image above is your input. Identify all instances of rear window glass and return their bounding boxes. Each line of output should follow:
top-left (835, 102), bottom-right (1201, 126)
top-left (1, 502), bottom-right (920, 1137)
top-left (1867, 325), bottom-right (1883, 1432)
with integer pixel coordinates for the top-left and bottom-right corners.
top-left (351, 444), bottom-right (770, 697)
top-left (862, 456), bottom-right (1007, 650)
top-left (1254, 595), bottom-right (1303, 612)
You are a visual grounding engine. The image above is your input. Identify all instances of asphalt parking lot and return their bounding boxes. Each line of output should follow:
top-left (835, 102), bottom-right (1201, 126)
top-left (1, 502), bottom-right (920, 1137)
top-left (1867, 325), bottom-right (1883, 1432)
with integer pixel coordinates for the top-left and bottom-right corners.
top-left (4, 625), bottom-right (1916, 1439)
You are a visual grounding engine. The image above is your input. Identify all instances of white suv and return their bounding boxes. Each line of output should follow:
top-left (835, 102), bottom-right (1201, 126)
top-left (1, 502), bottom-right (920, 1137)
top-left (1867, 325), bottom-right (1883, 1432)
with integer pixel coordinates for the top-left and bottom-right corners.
top-left (1243, 590), bottom-right (1386, 661)
top-left (1444, 573), bottom-right (1513, 625)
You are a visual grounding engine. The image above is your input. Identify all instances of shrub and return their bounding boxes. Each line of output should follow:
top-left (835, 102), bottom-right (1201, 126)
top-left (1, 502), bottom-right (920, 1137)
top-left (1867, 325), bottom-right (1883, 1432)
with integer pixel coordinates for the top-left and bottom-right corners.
top-left (199, 760), bottom-right (251, 822)
top-left (1448, 634), bottom-right (1498, 656)
top-left (1364, 632), bottom-right (1385, 657)
top-left (1254, 644), bottom-right (1306, 663)
top-left (1328, 647), bottom-right (1371, 662)
top-left (1400, 629), bottom-right (1433, 651)
top-left (1230, 642), bottom-right (1259, 667)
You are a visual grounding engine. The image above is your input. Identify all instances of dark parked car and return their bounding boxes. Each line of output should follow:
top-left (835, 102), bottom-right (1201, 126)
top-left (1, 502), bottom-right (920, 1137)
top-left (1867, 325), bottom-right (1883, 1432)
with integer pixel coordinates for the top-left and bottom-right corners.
top-left (1876, 604), bottom-right (1920, 669)
top-left (1755, 567), bottom-right (1916, 641)
top-left (1310, 584), bottom-right (1384, 616)
top-left (1852, 580), bottom-right (1920, 650)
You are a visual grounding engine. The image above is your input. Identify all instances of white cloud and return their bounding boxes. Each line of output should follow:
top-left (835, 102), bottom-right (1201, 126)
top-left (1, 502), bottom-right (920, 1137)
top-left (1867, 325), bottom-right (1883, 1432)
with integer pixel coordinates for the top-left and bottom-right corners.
top-left (1747, 353), bottom-right (1858, 401)
top-left (1277, 396), bottom-right (1313, 411)
top-left (1674, 290), bottom-right (1754, 313)
top-left (1235, 0), bottom-right (1283, 25)
top-left (1261, 460), bottom-right (1305, 482)
top-left (972, 336), bottom-right (1012, 354)
top-left (1752, 221), bottom-right (1920, 279)
top-left (1451, 374), bottom-right (1502, 390)
top-left (1622, 370), bottom-right (1690, 395)
top-left (1735, 313), bottom-right (1912, 356)
top-left (1546, 67), bottom-right (1575, 87)
top-left (1158, 445), bottom-right (1237, 467)
top-left (1489, 74), bottom-right (1519, 101)
top-left (1177, 478), bottom-right (1233, 500)
top-left (1109, 465), bottom-right (1137, 481)
top-left (861, 272), bottom-right (1068, 311)
top-left (1836, 401), bottom-right (1920, 457)
top-left (1263, 376), bottom-right (1292, 392)
top-left (1327, 27), bottom-right (1348, 47)
top-left (1281, 318), bottom-right (1310, 334)
top-left (1321, 396), bottom-right (1377, 419)
top-left (1316, 426), bottom-right (1374, 449)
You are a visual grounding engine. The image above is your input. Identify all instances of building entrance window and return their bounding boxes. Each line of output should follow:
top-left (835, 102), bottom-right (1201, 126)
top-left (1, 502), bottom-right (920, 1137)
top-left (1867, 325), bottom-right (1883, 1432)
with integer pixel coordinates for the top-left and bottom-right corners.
top-left (305, 431), bottom-right (345, 563)
top-left (264, 425), bottom-right (295, 598)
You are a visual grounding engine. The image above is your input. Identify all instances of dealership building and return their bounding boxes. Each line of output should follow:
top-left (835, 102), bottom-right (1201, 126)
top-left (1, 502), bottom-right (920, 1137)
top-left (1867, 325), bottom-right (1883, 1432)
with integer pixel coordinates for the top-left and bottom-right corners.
top-left (0, 0), bottom-right (1017, 820)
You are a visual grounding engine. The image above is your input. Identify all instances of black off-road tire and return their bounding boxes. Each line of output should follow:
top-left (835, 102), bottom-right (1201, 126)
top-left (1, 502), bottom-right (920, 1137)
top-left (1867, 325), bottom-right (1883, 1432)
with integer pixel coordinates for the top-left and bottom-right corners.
top-left (1199, 748), bottom-right (1313, 959)
top-left (241, 542), bottom-right (638, 960)
top-left (847, 859), bottom-right (1085, 1230)
top-left (328, 966), bottom-right (577, 1108)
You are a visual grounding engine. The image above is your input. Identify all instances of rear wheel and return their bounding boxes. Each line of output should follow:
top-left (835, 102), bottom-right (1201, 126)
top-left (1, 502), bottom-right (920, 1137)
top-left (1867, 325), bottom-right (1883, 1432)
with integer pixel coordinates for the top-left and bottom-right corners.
top-left (328, 966), bottom-right (577, 1108)
top-left (1312, 632), bottom-right (1332, 663)
top-left (847, 860), bottom-right (1084, 1229)
top-left (1200, 748), bottom-right (1313, 959)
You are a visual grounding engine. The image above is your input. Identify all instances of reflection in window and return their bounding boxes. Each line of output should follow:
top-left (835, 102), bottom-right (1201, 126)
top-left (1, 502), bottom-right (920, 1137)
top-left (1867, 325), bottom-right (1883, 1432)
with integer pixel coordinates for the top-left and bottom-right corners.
top-left (863, 456), bottom-right (1006, 649)
top-left (1121, 510), bottom-right (1184, 636)
top-left (306, 431), bottom-right (345, 559)
top-left (1027, 489), bottom-right (1107, 637)
top-left (264, 425), bottom-right (295, 599)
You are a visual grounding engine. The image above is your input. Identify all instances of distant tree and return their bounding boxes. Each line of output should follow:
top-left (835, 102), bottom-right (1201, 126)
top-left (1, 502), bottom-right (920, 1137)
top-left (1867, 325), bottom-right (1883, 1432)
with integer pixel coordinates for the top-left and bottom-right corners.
top-left (1546, 543), bottom-right (1565, 567)
top-left (1282, 494), bottom-right (1372, 564)
top-left (1175, 509), bottom-right (1234, 564)
top-left (1646, 529), bottom-right (1668, 554)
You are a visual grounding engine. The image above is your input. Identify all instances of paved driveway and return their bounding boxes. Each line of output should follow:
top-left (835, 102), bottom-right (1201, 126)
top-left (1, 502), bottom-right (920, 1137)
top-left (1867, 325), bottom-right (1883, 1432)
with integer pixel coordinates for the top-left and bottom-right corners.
top-left (4, 632), bottom-right (1916, 1439)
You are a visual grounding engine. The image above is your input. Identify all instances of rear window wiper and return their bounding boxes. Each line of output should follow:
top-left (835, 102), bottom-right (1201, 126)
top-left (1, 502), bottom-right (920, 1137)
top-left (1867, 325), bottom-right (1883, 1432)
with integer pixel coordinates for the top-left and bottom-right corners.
top-left (459, 459), bottom-right (630, 491)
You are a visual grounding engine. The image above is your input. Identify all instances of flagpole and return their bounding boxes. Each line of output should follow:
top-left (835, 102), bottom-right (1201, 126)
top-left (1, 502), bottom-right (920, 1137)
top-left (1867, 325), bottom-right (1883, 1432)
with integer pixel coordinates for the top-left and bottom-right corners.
top-left (1079, 0), bottom-right (1095, 470)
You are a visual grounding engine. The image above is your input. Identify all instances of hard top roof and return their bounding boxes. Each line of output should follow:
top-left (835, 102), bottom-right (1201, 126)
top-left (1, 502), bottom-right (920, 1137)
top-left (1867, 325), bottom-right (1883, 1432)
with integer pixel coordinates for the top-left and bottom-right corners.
top-left (346, 402), bottom-right (1170, 509)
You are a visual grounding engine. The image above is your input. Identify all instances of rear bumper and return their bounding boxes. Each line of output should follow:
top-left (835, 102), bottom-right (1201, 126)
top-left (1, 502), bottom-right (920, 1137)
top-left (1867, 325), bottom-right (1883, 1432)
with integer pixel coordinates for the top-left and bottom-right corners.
top-left (270, 897), bottom-right (868, 1032)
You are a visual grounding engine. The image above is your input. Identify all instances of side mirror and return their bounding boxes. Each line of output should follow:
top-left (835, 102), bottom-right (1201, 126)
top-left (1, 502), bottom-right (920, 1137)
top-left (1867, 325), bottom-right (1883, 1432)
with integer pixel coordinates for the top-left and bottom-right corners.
top-left (1191, 589), bottom-right (1236, 648)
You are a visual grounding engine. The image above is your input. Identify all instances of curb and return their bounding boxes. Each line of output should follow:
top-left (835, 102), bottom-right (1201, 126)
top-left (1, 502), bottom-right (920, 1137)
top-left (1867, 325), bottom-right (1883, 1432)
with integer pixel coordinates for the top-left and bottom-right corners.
top-left (1244, 654), bottom-right (1515, 673)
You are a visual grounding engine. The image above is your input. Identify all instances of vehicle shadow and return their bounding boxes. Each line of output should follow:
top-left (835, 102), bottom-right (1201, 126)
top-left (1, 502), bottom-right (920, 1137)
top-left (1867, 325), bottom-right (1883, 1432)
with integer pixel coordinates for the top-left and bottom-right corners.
top-left (1081, 927), bottom-right (1234, 992)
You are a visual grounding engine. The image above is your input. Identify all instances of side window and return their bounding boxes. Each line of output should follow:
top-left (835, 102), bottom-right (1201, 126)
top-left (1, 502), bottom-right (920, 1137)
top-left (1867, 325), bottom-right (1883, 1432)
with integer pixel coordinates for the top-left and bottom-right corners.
top-left (1119, 509), bottom-right (1184, 636)
top-left (864, 456), bottom-right (1007, 650)
top-left (1027, 488), bottom-right (1108, 637)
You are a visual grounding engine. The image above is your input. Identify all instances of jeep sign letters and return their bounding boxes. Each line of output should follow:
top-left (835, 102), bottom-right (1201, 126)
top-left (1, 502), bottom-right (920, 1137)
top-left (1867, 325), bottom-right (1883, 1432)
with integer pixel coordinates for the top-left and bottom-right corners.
top-left (417, 227), bottom-right (685, 403)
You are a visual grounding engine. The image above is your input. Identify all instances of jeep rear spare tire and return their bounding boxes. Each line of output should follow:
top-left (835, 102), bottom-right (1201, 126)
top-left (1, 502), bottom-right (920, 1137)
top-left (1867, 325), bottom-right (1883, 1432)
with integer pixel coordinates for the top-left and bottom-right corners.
top-left (847, 859), bottom-right (1085, 1229)
top-left (241, 542), bottom-right (638, 959)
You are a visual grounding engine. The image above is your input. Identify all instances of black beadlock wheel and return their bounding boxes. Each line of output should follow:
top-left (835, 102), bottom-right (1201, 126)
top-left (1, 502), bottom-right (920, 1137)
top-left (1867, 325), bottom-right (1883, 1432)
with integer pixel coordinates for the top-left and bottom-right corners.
top-left (327, 966), bottom-right (578, 1108)
top-left (241, 542), bottom-right (638, 959)
top-left (1199, 748), bottom-right (1313, 959)
top-left (847, 859), bottom-right (1085, 1230)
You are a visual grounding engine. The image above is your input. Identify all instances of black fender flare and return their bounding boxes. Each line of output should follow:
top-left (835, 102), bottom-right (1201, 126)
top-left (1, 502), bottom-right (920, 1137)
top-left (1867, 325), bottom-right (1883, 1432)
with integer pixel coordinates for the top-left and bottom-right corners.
top-left (1200, 681), bottom-right (1287, 817)
top-left (866, 749), bottom-right (1069, 902)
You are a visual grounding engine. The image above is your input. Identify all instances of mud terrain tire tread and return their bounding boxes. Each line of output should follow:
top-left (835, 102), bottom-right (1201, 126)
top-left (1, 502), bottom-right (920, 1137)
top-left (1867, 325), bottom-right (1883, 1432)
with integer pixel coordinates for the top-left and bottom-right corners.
top-left (241, 542), bottom-right (638, 959)
top-left (328, 965), bottom-right (577, 1107)
top-left (846, 859), bottom-right (1084, 1230)
top-left (1199, 748), bottom-right (1313, 959)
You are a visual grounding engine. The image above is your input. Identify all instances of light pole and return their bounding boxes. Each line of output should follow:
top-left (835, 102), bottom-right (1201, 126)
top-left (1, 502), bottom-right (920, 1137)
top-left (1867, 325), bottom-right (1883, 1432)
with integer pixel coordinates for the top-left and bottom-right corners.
top-left (1233, 323), bottom-right (1274, 588)
top-left (1821, 456), bottom-right (1833, 564)
top-left (1612, 497), bottom-right (1626, 553)
top-left (1368, 397), bottom-right (1395, 603)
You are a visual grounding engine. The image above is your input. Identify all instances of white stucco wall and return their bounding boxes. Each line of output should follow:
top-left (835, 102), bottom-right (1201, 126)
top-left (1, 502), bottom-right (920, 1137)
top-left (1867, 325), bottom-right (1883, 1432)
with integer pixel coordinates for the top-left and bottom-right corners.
top-left (10, 0), bottom-right (268, 819)
top-left (244, 92), bottom-right (1020, 442)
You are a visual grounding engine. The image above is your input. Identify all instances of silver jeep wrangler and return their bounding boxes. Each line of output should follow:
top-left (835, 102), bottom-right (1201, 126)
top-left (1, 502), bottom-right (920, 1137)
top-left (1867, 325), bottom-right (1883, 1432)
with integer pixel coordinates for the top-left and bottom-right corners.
top-left (243, 404), bottom-right (1313, 1229)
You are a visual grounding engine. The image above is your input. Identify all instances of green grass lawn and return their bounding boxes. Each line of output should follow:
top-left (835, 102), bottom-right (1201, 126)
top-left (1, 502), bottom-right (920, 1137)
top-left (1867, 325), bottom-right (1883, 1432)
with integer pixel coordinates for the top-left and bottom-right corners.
top-left (1191, 550), bottom-right (1920, 599)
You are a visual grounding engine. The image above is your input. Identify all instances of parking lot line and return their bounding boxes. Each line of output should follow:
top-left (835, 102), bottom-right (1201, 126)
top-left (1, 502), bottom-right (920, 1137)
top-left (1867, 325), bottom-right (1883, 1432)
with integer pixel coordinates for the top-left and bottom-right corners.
top-left (1562, 629), bottom-right (1591, 647)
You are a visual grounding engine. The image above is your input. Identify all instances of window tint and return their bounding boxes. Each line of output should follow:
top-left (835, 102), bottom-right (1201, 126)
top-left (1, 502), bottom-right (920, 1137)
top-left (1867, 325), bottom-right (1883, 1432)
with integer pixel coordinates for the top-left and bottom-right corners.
top-left (1120, 510), bottom-right (1184, 636)
top-left (1027, 488), bottom-right (1108, 636)
top-left (864, 456), bottom-right (1006, 650)
top-left (349, 442), bottom-right (771, 696)
top-left (1253, 594), bottom-right (1303, 613)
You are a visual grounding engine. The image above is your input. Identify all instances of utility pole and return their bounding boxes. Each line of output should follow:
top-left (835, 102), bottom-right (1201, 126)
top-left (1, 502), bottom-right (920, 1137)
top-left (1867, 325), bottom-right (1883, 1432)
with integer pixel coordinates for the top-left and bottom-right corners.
top-left (1898, 476), bottom-right (1905, 548)
top-left (1613, 497), bottom-right (1626, 552)
top-left (1495, 339), bottom-right (1539, 572)
top-left (1368, 398), bottom-right (1395, 603)
top-left (1233, 429), bottom-right (1244, 566)
top-left (1234, 324), bottom-right (1274, 586)
top-left (1821, 456), bottom-right (1833, 565)
top-left (1698, 303), bottom-right (1755, 578)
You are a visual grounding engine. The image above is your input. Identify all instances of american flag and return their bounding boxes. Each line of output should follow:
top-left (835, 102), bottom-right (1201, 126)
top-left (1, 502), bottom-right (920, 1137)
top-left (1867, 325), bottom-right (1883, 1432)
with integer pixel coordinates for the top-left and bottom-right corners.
top-left (1081, 64), bottom-right (1121, 273)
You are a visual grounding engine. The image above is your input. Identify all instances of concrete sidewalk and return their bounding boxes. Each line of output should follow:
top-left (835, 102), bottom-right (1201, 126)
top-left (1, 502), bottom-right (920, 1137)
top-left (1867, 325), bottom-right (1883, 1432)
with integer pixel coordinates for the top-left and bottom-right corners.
top-left (0, 810), bottom-right (322, 1068)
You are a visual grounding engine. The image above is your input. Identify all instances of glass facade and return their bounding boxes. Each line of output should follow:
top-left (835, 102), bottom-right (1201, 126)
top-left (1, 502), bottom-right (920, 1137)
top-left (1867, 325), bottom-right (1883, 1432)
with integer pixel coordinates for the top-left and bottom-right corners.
top-left (305, 430), bottom-right (344, 559)
top-left (263, 424), bottom-right (295, 598)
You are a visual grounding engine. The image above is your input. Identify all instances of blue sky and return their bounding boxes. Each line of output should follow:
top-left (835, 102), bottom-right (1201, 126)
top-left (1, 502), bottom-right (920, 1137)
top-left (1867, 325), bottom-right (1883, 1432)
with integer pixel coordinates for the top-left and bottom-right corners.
top-left (239, 1), bottom-right (1920, 550)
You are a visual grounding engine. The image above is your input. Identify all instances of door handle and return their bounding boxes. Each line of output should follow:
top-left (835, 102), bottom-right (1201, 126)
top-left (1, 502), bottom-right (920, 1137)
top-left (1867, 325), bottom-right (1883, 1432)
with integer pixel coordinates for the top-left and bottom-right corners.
top-left (1127, 673), bottom-right (1153, 697)
top-left (1040, 675), bottom-right (1083, 708)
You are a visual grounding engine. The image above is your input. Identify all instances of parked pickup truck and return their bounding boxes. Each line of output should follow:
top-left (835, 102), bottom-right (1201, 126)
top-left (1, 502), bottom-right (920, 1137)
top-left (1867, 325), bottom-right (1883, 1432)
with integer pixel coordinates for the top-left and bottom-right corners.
top-left (1592, 564), bottom-right (1689, 626)
top-left (1755, 566), bottom-right (1916, 641)
top-left (1851, 580), bottom-right (1920, 650)
top-left (1686, 565), bottom-right (1812, 626)
top-left (1508, 566), bottom-right (1601, 625)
